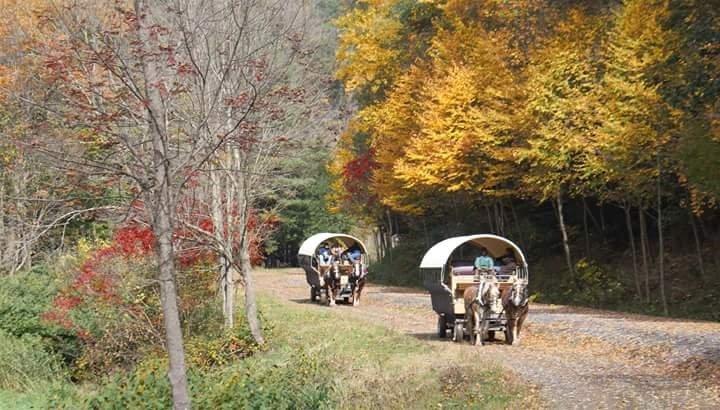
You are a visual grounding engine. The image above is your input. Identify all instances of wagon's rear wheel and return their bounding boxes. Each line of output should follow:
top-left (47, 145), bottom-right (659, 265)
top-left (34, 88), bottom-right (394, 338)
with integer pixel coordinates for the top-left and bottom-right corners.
top-left (437, 316), bottom-right (447, 338)
top-left (453, 322), bottom-right (464, 343)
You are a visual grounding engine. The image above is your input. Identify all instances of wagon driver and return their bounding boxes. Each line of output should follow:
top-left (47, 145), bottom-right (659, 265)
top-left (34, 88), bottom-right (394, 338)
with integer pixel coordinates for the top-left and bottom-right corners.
top-left (474, 247), bottom-right (494, 273)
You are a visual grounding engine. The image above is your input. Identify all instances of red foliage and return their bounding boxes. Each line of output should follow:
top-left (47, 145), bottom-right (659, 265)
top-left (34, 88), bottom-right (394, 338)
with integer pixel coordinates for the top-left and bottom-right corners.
top-left (43, 224), bottom-right (155, 337)
top-left (114, 225), bottom-right (155, 256)
top-left (340, 149), bottom-right (378, 209)
top-left (342, 149), bottom-right (376, 196)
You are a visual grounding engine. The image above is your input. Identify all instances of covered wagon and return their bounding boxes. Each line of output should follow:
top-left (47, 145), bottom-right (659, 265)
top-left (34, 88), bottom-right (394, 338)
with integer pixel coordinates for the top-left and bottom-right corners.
top-left (298, 233), bottom-right (368, 306)
top-left (421, 234), bottom-right (529, 343)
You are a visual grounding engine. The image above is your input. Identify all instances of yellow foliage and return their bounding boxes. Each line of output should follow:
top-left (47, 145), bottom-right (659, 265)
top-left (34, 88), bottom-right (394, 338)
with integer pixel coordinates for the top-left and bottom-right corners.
top-left (335, 1), bottom-right (405, 94)
top-left (394, 21), bottom-right (518, 199)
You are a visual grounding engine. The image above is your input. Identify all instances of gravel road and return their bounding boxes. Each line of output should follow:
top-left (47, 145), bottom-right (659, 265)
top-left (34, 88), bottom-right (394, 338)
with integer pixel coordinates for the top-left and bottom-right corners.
top-left (255, 269), bottom-right (720, 409)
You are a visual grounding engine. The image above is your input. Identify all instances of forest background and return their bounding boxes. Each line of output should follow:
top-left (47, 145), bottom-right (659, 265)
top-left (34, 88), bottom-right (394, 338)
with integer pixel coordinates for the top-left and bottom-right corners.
top-left (1, 0), bottom-right (719, 408)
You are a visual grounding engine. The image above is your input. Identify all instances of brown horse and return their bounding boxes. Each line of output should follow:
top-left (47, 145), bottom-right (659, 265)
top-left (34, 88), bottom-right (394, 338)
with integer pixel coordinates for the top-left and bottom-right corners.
top-left (349, 262), bottom-right (366, 306)
top-left (463, 276), bottom-right (502, 345)
top-left (321, 263), bottom-right (341, 306)
top-left (502, 279), bottom-right (529, 345)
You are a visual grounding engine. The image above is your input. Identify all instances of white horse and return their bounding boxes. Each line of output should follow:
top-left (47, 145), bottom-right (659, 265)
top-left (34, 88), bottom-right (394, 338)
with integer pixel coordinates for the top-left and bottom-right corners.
top-left (463, 276), bottom-right (503, 345)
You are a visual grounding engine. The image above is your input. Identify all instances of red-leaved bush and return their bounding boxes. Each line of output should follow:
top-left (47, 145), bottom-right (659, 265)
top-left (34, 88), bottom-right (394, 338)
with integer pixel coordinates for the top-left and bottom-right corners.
top-left (42, 216), bottom-right (274, 376)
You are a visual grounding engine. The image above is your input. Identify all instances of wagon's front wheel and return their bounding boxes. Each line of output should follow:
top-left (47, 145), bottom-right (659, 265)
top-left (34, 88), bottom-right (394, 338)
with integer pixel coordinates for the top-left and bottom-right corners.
top-left (437, 316), bottom-right (447, 338)
top-left (453, 322), bottom-right (464, 343)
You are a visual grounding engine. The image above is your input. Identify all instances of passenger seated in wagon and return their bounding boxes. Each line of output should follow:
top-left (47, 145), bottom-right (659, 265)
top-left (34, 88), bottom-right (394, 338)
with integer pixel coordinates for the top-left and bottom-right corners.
top-left (330, 243), bottom-right (344, 264)
top-left (495, 248), bottom-right (518, 276)
top-left (342, 243), bottom-right (364, 276)
top-left (473, 247), bottom-right (495, 274)
top-left (317, 242), bottom-right (332, 266)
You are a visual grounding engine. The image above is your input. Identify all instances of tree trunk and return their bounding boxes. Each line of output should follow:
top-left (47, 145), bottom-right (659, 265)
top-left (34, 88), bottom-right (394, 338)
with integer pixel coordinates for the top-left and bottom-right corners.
top-left (240, 242), bottom-right (264, 344)
top-left (639, 208), bottom-right (651, 304)
top-left (582, 197), bottom-right (591, 259)
top-left (623, 204), bottom-right (642, 299)
top-left (153, 206), bottom-right (190, 410)
top-left (485, 204), bottom-right (495, 233)
top-left (375, 227), bottom-right (382, 261)
top-left (422, 217), bottom-right (430, 249)
top-left (555, 191), bottom-right (575, 282)
top-left (689, 212), bottom-right (705, 280)
top-left (386, 209), bottom-right (393, 263)
top-left (509, 201), bottom-right (525, 250)
top-left (494, 201), bottom-right (504, 236)
top-left (136, 1), bottom-right (190, 406)
top-left (210, 168), bottom-right (235, 328)
top-left (656, 159), bottom-right (668, 316)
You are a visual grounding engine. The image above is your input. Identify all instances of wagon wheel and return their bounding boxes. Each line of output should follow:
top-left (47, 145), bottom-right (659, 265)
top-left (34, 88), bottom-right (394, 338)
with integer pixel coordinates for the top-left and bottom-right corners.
top-left (453, 322), bottom-right (464, 343)
top-left (487, 331), bottom-right (496, 341)
top-left (437, 316), bottom-right (447, 338)
top-left (343, 297), bottom-right (350, 304)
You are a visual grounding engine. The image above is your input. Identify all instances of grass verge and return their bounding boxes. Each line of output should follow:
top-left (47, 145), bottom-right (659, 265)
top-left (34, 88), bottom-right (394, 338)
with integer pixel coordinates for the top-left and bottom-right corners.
top-left (258, 296), bottom-right (533, 409)
top-left (0, 293), bottom-right (533, 409)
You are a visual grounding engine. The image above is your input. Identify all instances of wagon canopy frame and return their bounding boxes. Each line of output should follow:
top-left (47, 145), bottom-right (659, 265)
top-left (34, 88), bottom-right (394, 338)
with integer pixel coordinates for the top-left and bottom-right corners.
top-left (419, 234), bottom-right (528, 270)
top-left (297, 233), bottom-right (368, 258)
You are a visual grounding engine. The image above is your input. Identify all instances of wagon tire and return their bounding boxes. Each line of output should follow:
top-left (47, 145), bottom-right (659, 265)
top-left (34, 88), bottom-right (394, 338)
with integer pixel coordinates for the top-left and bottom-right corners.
top-left (487, 330), bottom-right (496, 341)
top-left (437, 316), bottom-right (447, 338)
top-left (453, 322), bottom-right (464, 343)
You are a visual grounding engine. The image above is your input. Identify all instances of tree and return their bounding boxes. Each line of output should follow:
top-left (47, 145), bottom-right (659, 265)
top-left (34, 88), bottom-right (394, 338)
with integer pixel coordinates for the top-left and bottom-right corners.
top-left (519, 10), bottom-right (606, 281)
top-left (29, 0), bottom-right (314, 406)
top-left (597, 0), bottom-right (680, 312)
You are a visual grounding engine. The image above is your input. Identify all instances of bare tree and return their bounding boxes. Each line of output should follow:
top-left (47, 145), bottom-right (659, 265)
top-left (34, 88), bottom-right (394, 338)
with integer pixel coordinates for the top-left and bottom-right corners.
top-left (20, 0), bottom-right (323, 407)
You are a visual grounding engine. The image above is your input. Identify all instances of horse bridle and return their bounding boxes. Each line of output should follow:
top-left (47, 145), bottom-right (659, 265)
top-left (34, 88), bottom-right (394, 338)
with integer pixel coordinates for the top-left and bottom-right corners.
top-left (511, 282), bottom-right (529, 307)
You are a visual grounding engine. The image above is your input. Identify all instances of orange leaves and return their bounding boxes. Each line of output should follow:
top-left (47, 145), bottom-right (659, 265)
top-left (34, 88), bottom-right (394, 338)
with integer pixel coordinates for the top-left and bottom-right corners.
top-left (334, 13), bottom-right (519, 212)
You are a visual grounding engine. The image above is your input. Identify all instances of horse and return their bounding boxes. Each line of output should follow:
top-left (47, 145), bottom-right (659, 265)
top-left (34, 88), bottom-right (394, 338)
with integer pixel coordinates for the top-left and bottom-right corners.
top-left (463, 275), bottom-right (503, 345)
top-left (321, 262), bottom-right (341, 306)
top-left (349, 262), bottom-right (366, 306)
top-left (502, 279), bottom-right (529, 345)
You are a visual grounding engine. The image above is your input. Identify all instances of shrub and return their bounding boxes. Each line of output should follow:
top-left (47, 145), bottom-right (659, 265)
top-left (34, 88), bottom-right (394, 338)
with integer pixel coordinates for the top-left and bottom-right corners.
top-left (0, 266), bottom-right (81, 364)
top-left (0, 329), bottom-right (68, 392)
top-left (45, 229), bottom-right (218, 378)
top-left (369, 240), bottom-right (427, 287)
top-left (562, 259), bottom-right (626, 307)
top-left (197, 349), bottom-right (334, 410)
top-left (82, 358), bottom-right (172, 410)
top-left (185, 325), bottom-right (262, 369)
top-left (86, 349), bottom-right (333, 410)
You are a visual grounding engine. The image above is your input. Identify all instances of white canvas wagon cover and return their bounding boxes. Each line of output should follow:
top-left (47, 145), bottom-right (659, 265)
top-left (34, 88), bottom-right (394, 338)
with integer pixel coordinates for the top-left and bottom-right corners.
top-left (419, 234), bottom-right (527, 269)
top-left (297, 233), bottom-right (367, 257)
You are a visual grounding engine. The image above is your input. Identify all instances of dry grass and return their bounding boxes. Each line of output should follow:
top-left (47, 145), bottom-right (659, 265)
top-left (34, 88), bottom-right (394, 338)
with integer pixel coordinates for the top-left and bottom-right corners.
top-left (259, 295), bottom-right (539, 409)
